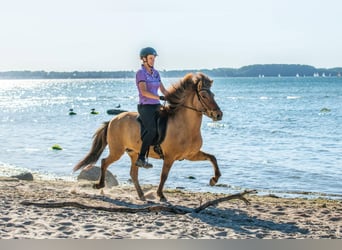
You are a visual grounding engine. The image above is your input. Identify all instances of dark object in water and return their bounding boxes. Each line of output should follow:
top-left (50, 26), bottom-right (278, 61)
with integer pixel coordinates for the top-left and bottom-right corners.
top-left (106, 109), bottom-right (127, 115)
top-left (320, 107), bottom-right (331, 113)
top-left (52, 144), bottom-right (63, 150)
top-left (91, 108), bottom-right (99, 115)
top-left (69, 108), bottom-right (77, 115)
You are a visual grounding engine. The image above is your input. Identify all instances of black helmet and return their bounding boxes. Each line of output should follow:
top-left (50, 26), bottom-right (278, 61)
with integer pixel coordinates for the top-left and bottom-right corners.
top-left (140, 47), bottom-right (158, 59)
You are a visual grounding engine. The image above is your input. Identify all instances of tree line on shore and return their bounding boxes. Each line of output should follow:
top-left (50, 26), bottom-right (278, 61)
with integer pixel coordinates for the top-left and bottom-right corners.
top-left (1, 64), bottom-right (341, 79)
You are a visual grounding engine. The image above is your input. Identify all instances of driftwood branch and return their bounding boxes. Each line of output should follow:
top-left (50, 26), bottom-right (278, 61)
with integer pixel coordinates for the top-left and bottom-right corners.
top-left (20, 201), bottom-right (189, 214)
top-left (21, 190), bottom-right (257, 215)
top-left (194, 189), bottom-right (257, 213)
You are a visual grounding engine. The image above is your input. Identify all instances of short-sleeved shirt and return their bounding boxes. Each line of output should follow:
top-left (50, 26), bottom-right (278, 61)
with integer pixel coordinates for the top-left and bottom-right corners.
top-left (136, 65), bottom-right (161, 105)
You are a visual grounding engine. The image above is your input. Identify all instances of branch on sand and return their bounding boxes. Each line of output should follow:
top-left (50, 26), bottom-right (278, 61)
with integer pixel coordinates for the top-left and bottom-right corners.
top-left (21, 190), bottom-right (257, 215)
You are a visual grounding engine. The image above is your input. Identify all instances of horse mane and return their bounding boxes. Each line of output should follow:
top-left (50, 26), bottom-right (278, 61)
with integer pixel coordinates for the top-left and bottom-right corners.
top-left (160, 72), bottom-right (213, 116)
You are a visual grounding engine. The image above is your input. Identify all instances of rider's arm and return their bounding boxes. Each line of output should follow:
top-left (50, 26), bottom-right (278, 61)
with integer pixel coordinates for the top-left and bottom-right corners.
top-left (138, 81), bottom-right (160, 100)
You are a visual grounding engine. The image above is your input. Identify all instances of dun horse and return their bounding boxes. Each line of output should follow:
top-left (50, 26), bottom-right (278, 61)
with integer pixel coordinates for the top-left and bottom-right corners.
top-left (73, 72), bottom-right (223, 201)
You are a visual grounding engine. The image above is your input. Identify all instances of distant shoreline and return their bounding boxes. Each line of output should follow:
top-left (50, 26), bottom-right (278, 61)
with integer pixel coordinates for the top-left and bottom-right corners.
top-left (1, 64), bottom-right (342, 79)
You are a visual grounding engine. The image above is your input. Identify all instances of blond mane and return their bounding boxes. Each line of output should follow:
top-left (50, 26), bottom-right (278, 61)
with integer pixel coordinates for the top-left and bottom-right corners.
top-left (162, 72), bottom-right (213, 115)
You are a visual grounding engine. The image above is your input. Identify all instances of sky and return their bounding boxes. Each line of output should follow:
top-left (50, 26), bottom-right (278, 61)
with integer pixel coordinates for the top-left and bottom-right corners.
top-left (1, 0), bottom-right (342, 71)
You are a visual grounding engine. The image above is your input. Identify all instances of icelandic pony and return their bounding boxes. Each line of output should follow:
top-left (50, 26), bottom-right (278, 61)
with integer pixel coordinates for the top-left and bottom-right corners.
top-left (74, 72), bottom-right (223, 201)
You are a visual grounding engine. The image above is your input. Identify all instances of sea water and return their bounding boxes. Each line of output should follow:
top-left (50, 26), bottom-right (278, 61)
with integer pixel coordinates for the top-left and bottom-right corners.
top-left (0, 77), bottom-right (341, 199)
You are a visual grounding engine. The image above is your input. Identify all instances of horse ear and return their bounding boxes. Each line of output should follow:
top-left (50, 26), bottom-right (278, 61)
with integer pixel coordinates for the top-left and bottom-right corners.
top-left (191, 73), bottom-right (199, 84)
top-left (197, 79), bottom-right (203, 91)
top-left (192, 73), bottom-right (203, 91)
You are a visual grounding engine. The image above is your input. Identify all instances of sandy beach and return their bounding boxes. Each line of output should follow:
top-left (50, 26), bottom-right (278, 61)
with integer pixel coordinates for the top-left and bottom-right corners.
top-left (0, 176), bottom-right (341, 239)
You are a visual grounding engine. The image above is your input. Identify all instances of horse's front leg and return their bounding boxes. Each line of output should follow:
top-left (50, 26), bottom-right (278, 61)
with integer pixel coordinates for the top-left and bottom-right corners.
top-left (157, 158), bottom-right (175, 202)
top-left (187, 151), bottom-right (221, 186)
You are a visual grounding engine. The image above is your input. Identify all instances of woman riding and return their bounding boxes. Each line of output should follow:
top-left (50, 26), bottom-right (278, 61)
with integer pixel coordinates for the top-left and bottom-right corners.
top-left (135, 47), bottom-right (169, 168)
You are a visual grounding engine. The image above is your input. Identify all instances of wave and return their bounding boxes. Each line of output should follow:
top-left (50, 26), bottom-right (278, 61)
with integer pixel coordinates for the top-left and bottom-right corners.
top-left (226, 96), bottom-right (245, 100)
top-left (0, 162), bottom-right (33, 177)
top-left (206, 122), bottom-right (226, 129)
top-left (0, 162), bottom-right (76, 181)
top-left (286, 96), bottom-right (301, 99)
top-left (214, 181), bottom-right (342, 200)
top-left (260, 96), bottom-right (272, 100)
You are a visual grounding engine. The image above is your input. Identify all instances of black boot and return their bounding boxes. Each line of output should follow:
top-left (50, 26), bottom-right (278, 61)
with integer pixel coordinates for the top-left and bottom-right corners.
top-left (135, 158), bottom-right (153, 169)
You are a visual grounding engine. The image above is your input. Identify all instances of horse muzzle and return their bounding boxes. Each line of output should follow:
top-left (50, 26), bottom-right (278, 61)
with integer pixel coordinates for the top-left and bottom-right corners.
top-left (209, 109), bottom-right (223, 121)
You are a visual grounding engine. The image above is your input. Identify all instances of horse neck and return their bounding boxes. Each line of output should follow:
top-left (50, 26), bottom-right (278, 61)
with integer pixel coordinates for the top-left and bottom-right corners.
top-left (175, 94), bottom-right (203, 132)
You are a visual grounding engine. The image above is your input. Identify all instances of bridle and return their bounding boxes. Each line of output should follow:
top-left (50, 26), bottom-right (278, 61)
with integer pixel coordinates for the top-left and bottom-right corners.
top-left (182, 88), bottom-right (218, 114)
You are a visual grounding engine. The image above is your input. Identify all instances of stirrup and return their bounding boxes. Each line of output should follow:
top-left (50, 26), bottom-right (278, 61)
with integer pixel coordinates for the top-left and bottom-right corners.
top-left (135, 159), bottom-right (153, 169)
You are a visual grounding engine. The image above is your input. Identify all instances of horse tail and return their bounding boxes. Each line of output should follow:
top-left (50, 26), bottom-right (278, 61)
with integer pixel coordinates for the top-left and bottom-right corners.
top-left (73, 121), bottom-right (109, 172)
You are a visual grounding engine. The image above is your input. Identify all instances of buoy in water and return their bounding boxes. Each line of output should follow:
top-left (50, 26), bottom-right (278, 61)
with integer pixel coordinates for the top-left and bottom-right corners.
top-left (51, 144), bottom-right (63, 150)
top-left (320, 107), bottom-right (331, 113)
top-left (69, 108), bottom-right (77, 115)
top-left (90, 108), bottom-right (99, 115)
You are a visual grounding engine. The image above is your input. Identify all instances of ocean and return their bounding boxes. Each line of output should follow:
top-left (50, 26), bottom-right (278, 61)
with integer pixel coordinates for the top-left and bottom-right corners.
top-left (0, 76), bottom-right (341, 199)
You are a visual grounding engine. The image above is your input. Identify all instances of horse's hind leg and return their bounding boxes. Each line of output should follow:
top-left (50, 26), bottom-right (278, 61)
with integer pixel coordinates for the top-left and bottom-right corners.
top-left (187, 151), bottom-right (221, 186)
top-left (93, 157), bottom-right (111, 189)
top-left (94, 149), bottom-right (124, 189)
top-left (128, 153), bottom-right (145, 200)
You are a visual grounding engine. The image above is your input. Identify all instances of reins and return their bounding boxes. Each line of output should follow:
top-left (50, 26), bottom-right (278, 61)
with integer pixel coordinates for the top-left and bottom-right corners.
top-left (181, 104), bottom-right (205, 113)
top-left (181, 88), bottom-right (211, 114)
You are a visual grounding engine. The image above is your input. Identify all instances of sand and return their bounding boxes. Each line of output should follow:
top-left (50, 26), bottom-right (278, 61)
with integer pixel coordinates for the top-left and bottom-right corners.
top-left (0, 176), bottom-right (341, 239)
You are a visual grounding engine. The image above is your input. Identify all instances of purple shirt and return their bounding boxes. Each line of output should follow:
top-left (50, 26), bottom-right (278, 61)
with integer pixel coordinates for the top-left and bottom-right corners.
top-left (136, 65), bottom-right (161, 105)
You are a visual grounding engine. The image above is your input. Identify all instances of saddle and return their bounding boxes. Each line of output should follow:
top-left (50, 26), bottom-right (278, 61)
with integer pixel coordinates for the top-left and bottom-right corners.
top-left (137, 109), bottom-right (168, 159)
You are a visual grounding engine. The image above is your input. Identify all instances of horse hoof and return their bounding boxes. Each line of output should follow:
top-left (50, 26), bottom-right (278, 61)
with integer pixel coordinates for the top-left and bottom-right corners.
top-left (139, 196), bottom-right (146, 201)
top-left (93, 183), bottom-right (104, 189)
top-left (209, 177), bottom-right (217, 186)
top-left (159, 197), bottom-right (167, 202)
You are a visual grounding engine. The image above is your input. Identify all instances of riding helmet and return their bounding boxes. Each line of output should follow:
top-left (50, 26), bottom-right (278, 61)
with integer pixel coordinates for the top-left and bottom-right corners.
top-left (140, 47), bottom-right (158, 59)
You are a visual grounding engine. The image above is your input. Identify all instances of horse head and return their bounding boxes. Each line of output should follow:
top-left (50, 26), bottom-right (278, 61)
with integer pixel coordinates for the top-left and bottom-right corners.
top-left (191, 72), bottom-right (223, 121)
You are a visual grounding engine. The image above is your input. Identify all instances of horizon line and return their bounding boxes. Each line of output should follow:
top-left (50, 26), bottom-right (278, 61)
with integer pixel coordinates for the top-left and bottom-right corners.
top-left (1, 63), bottom-right (342, 73)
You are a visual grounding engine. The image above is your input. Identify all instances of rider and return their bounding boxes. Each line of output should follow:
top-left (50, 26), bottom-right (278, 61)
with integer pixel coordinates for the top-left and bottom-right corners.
top-left (135, 47), bottom-right (169, 168)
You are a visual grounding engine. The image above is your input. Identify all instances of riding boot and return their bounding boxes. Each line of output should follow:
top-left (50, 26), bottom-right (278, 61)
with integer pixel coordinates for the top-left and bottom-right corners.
top-left (135, 158), bottom-right (153, 169)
